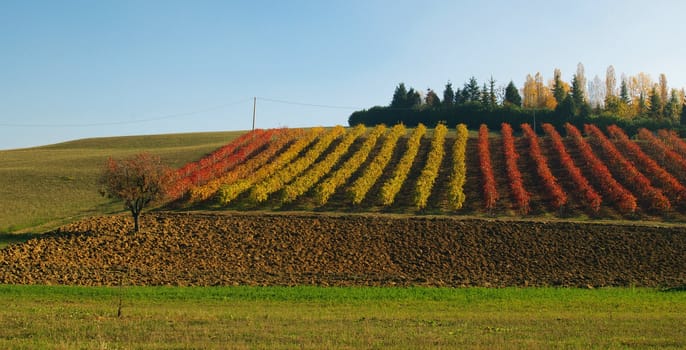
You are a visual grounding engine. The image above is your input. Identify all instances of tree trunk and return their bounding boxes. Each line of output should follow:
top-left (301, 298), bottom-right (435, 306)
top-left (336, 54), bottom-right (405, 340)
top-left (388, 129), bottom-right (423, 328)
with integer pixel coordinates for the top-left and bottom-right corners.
top-left (132, 211), bottom-right (140, 233)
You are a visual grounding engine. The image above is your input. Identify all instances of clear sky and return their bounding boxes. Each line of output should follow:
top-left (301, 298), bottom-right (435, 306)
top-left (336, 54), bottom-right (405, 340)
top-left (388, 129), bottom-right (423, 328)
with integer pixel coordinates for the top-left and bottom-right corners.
top-left (2, 0), bottom-right (686, 149)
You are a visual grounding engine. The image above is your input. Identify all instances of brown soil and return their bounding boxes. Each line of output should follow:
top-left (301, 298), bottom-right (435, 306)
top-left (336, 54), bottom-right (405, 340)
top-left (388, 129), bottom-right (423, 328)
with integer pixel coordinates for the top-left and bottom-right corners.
top-left (1, 212), bottom-right (685, 288)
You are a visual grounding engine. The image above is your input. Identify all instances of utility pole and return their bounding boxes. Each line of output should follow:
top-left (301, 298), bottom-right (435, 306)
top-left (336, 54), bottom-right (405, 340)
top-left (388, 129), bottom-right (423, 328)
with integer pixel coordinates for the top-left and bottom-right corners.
top-left (252, 97), bottom-right (256, 130)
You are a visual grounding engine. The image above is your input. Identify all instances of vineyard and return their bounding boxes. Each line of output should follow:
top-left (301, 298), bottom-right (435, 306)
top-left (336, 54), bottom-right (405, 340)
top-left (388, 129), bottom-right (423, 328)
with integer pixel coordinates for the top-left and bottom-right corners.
top-left (168, 123), bottom-right (686, 221)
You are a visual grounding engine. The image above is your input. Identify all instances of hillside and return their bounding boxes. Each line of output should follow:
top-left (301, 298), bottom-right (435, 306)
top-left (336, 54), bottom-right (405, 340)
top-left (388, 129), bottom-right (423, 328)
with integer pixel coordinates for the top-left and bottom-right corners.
top-left (170, 123), bottom-right (686, 222)
top-left (3, 124), bottom-right (686, 288)
top-left (0, 131), bottom-right (246, 233)
top-left (4, 122), bottom-right (686, 238)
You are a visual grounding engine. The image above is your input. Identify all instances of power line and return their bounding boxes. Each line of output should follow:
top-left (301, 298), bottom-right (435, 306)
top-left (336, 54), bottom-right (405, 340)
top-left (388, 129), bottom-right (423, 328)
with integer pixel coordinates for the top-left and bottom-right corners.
top-left (0, 98), bottom-right (254, 128)
top-left (0, 96), bottom-right (371, 129)
top-left (256, 97), bottom-right (364, 110)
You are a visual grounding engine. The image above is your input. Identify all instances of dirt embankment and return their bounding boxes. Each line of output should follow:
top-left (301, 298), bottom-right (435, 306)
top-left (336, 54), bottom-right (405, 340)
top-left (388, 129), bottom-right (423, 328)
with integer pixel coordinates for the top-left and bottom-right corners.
top-left (1, 212), bottom-right (685, 287)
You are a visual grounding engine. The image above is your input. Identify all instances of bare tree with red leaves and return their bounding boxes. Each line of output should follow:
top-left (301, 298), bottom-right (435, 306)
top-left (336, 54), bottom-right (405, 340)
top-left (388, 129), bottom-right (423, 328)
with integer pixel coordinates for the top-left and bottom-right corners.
top-left (99, 153), bottom-right (172, 233)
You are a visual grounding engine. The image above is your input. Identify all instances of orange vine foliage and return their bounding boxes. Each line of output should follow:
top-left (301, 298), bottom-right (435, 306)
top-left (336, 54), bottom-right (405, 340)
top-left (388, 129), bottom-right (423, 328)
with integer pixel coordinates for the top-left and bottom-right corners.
top-left (542, 123), bottom-right (601, 213)
top-left (565, 123), bottom-right (636, 213)
top-left (585, 124), bottom-right (669, 210)
top-left (521, 123), bottom-right (567, 209)
top-left (501, 123), bottom-right (530, 214)
top-left (607, 125), bottom-right (686, 206)
top-left (478, 124), bottom-right (498, 210)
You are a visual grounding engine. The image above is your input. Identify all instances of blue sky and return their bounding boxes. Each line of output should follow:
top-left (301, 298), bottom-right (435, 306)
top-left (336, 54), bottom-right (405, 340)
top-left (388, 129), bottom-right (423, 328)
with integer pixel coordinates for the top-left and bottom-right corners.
top-left (1, 0), bottom-right (686, 149)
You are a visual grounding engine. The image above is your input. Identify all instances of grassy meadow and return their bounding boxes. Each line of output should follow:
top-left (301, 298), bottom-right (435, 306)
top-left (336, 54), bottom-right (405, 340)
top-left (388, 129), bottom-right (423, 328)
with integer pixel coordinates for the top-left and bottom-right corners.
top-left (0, 131), bottom-right (245, 234)
top-left (1, 285), bottom-right (684, 349)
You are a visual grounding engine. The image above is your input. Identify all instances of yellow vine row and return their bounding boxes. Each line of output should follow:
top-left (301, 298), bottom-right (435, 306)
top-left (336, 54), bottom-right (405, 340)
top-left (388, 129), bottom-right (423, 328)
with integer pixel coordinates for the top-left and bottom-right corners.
top-left (187, 128), bottom-right (303, 204)
top-left (379, 124), bottom-right (427, 205)
top-left (216, 127), bottom-right (324, 205)
top-left (414, 124), bottom-right (447, 209)
top-left (281, 124), bottom-right (367, 203)
top-left (347, 124), bottom-right (406, 205)
top-left (314, 124), bottom-right (386, 205)
top-left (249, 125), bottom-right (346, 203)
top-left (447, 124), bottom-right (469, 209)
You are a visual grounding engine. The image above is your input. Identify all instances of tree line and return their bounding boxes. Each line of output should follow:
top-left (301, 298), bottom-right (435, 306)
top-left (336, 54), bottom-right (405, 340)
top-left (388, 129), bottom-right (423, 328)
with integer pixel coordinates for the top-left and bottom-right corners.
top-left (349, 63), bottom-right (686, 134)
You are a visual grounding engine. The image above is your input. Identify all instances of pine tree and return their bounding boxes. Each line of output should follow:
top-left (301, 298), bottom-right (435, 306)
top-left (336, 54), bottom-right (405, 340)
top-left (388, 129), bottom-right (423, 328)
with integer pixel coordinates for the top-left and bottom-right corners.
top-left (425, 89), bottom-right (441, 108)
top-left (571, 75), bottom-right (584, 106)
top-left (620, 79), bottom-right (631, 106)
top-left (552, 68), bottom-right (567, 103)
top-left (488, 76), bottom-right (497, 108)
top-left (442, 82), bottom-right (455, 107)
top-left (406, 88), bottom-right (421, 108)
top-left (463, 76), bottom-right (481, 103)
top-left (665, 89), bottom-right (681, 121)
top-left (638, 92), bottom-right (648, 116)
top-left (454, 88), bottom-right (464, 105)
top-left (556, 94), bottom-right (577, 118)
top-left (480, 83), bottom-right (489, 106)
top-left (391, 83), bottom-right (408, 108)
top-left (649, 86), bottom-right (663, 119)
top-left (504, 81), bottom-right (522, 107)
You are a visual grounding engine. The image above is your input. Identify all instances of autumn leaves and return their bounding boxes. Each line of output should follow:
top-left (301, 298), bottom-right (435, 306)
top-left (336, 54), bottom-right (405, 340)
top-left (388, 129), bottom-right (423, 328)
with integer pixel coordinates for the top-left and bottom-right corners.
top-left (170, 123), bottom-right (686, 216)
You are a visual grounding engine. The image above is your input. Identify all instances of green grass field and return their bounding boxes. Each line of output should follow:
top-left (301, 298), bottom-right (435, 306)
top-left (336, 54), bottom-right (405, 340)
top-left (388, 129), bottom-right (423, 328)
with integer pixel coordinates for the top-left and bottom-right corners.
top-left (1, 285), bottom-right (684, 349)
top-left (0, 131), bottom-right (245, 234)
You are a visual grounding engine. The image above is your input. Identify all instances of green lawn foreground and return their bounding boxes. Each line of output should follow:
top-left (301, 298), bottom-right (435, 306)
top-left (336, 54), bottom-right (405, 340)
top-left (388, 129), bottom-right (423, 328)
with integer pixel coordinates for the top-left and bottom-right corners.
top-left (0, 285), bottom-right (683, 349)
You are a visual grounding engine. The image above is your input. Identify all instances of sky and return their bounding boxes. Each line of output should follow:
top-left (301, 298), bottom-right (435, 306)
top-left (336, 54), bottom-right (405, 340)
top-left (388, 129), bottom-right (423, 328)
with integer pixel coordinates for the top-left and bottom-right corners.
top-left (2, 0), bottom-right (686, 150)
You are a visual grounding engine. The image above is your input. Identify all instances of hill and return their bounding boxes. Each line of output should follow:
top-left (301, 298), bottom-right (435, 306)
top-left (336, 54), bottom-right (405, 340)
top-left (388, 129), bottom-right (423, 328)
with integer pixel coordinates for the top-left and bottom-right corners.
top-left (2, 124), bottom-right (686, 289)
top-left (6, 122), bottom-right (686, 238)
top-left (0, 131), bottom-right (246, 234)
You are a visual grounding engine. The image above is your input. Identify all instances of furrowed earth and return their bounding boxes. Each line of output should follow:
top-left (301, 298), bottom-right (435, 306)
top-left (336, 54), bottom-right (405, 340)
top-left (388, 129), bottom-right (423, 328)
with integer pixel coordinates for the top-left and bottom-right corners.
top-left (1, 212), bottom-right (684, 288)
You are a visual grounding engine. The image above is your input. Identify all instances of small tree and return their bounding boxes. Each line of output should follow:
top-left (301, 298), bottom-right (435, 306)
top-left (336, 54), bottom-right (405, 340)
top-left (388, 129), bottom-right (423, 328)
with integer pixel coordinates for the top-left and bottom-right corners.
top-left (99, 153), bottom-right (172, 233)
top-left (504, 81), bottom-right (522, 107)
top-left (442, 82), bottom-right (455, 107)
top-left (390, 83), bottom-right (409, 108)
top-left (424, 88), bottom-right (441, 108)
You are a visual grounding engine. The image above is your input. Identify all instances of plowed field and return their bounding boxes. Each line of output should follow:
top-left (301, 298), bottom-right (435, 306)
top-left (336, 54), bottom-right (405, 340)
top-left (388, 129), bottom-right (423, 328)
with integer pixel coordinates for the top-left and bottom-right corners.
top-left (1, 212), bottom-right (685, 287)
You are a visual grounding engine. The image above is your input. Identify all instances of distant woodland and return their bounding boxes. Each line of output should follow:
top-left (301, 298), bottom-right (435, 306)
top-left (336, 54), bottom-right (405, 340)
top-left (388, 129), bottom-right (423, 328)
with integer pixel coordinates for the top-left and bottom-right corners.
top-left (349, 63), bottom-right (686, 134)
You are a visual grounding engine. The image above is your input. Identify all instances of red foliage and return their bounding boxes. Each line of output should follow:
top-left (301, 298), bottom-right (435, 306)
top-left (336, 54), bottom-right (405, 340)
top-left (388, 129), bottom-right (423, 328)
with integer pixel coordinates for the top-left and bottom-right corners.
top-left (168, 128), bottom-right (285, 199)
top-left (478, 124), bottom-right (498, 210)
top-left (637, 128), bottom-right (686, 186)
top-left (608, 125), bottom-right (686, 206)
top-left (521, 123), bottom-right (567, 209)
top-left (176, 129), bottom-right (264, 179)
top-left (542, 123), bottom-right (601, 213)
top-left (585, 124), bottom-right (670, 210)
top-left (658, 129), bottom-right (686, 159)
top-left (501, 123), bottom-right (530, 214)
top-left (565, 123), bottom-right (636, 213)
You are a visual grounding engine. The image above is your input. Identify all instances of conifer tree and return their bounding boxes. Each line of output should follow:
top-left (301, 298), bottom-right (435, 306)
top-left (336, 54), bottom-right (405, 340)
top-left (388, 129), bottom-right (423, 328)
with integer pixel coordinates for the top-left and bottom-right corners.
top-left (442, 82), bottom-right (455, 107)
top-left (504, 81), bottom-right (522, 107)
top-left (649, 86), bottom-right (663, 119)
top-left (390, 83), bottom-right (408, 108)
top-left (552, 68), bottom-right (567, 103)
top-left (425, 89), bottom-right (441, 108)
top-left (462, 76), bottom-right (481, 103)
